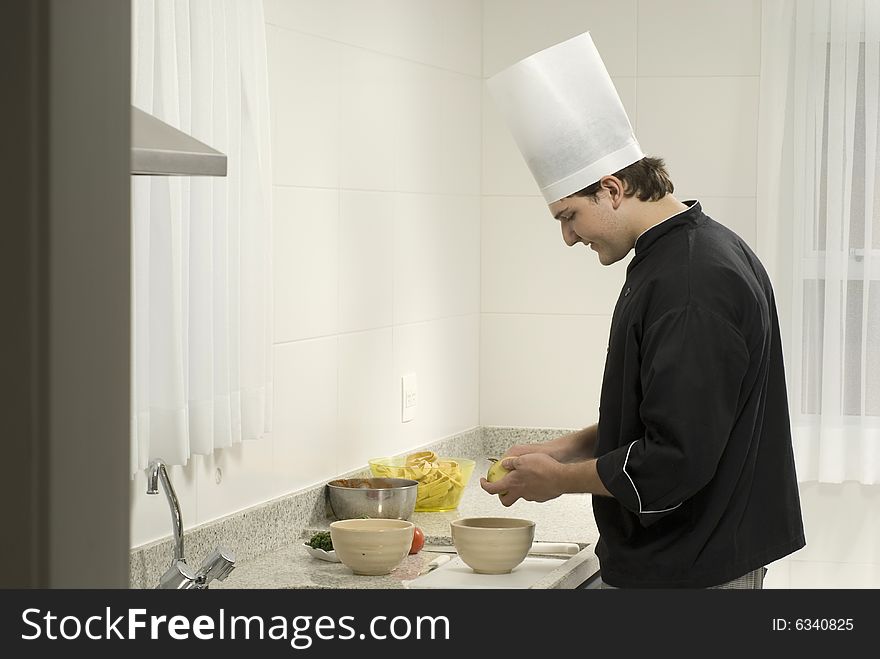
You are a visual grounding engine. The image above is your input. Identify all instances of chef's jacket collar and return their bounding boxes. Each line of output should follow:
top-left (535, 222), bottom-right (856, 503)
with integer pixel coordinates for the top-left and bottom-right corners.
top-left (634, 199), bottom-right (701, 254)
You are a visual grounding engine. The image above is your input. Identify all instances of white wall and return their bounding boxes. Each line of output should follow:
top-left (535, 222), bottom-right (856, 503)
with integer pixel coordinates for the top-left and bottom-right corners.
top-left (480, 0), bottom-right (879, 588)
top-left (130, 0), bottom-right (482, 548)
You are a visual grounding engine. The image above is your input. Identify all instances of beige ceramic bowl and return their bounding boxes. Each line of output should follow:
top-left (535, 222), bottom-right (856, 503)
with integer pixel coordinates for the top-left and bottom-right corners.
top-left (329, 518), bottom-right (415, 576)
top-left (451, 517), bottom-right (536, 574)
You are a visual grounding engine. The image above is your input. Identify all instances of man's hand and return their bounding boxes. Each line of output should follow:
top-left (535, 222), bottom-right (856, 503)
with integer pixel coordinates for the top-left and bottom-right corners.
top-left (502, 442), bottom-right (559, 459)
top-left (480, 453), bottom-right (566, 506)
top-left (500, 425), bottom-right (598, 464)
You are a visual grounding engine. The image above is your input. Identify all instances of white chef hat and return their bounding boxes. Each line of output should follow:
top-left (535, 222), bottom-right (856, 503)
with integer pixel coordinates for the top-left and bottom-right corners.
top-left (487, 32), bottom-right (643, 204)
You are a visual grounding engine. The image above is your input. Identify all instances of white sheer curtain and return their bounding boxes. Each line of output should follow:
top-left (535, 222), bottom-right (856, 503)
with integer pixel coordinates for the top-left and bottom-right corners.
top-left (759, 0), bottom-right (880, 484)
top-left (130, 0), bottom-right (273, 475)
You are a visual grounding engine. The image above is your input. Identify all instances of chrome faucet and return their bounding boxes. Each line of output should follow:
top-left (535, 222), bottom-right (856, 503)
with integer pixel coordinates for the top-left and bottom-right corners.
top-left (146, 459), bottom-right (236, 589)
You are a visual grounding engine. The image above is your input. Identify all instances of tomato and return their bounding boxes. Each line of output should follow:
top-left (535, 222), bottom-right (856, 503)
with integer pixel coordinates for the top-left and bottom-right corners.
top-left (409, 526), bottom-right (425, 554)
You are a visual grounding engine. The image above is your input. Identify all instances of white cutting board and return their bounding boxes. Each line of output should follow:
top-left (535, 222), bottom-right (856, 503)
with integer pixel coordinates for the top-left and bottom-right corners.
top-left (403, 556), bottom-right (567, 589)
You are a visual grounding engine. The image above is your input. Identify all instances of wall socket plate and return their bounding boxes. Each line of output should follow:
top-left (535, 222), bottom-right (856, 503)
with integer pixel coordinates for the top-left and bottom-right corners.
top-left (401, 373), bottom-right (417, 423)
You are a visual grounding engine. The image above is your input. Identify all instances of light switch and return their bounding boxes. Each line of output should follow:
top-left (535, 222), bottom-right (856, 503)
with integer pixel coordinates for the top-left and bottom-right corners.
top-left (401, 373), bottom-right (417, 423)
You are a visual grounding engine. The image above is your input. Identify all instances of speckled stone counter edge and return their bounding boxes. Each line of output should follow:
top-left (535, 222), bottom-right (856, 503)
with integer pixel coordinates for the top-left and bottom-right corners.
top-left (130, 426), bottom-right (572, 588)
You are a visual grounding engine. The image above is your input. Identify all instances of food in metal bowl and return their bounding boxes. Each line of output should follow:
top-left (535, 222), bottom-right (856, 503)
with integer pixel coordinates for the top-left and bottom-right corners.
top-left (326, 477), bottom-right (418, 520)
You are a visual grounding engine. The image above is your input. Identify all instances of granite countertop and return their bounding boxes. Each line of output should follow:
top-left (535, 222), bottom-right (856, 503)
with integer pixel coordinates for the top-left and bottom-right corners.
top-left (213, 457), bottom-right (600, 590)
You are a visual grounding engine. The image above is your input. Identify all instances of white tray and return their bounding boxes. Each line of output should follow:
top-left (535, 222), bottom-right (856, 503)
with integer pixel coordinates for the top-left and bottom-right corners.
top-left (403, 555), bottom-right (567, 589)
top-left (302, 542), bottom-right (340, 563)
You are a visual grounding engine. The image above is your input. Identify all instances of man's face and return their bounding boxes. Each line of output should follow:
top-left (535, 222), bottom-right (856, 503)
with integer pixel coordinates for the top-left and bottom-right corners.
top-left (548, 190), bottom-right (633, 266)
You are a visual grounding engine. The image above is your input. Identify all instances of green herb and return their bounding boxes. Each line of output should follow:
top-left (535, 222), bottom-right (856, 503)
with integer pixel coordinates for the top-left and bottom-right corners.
top-left (307, 531), bottom-right (333, 552)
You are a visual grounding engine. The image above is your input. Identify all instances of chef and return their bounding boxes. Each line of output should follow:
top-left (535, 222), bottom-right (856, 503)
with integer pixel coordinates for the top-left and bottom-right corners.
top-left (480, 32), bottom-right (805, 588)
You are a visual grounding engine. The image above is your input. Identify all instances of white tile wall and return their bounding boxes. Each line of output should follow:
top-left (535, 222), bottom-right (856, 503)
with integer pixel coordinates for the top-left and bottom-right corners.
top-left (394, 314), bottom-right (480, 448)
top-left (273, 187), bottom-right (339, 342)
top-left (482, 0), bottom-right (638, 77)
top-left (481, 86), bottom-right (540, 197)
top-left (393, 194), bottom-right (480, 325)
top-left (262, 0), bottom-right (342, 44)
top-left (636, 76), bottom-right (759, 198)
top-left (365, 0), bottom-right (481, 77)
top-left (272, 338), bottom-right (340, 495)
top-left (394, 64), bottom-right (482, 195)
top-left (339, 191), bottom-right (394, 333)
top-left (480, 313), bottom-right (610, 428)
top-left (267, 27), bottom-right (340, 188)
top-left (194, 437), bottom-right (276, 527)
top-left (637, 0), bottom-right (762, 77)
top-left (481, 195), bottom-right (629, 315)
top-left (394, 62), bottom-right (446, 194)
top-left (339, 48), bottom-right (399, 192)
top-left (438, 72), bottom-right (483, 196)
top-left (264, 0), bottom-right (482, 76)
top-left (337, 328), bottom-right (396, 474)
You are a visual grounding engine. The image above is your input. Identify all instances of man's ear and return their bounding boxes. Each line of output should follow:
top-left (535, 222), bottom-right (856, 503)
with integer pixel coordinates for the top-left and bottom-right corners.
top-left (600, 176), bottom-right (625, 208)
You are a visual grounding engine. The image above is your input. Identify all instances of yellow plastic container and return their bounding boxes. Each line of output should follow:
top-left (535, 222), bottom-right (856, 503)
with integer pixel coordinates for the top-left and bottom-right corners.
top-left (368, 454), bottom-right (475, 512)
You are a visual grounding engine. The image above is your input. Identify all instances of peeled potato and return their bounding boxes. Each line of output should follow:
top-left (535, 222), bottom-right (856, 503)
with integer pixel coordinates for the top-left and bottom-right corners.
top-left (486, 459), bottom-right (510, 497)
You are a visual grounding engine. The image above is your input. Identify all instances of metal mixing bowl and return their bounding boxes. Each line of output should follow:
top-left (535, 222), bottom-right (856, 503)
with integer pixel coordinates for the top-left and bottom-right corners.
top-left (326, 477), bottom-right (419, 521)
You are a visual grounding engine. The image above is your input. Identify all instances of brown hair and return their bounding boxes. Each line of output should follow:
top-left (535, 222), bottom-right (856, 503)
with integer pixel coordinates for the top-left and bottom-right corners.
top-left (572, 156), bottom-right (674, 202)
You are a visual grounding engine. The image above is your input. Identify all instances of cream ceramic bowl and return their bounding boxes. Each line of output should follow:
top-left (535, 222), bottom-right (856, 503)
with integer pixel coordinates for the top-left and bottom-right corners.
top-left (450, 517), bottom-right (536, 574)
top-left (329, 518), bottom-right (415, 576)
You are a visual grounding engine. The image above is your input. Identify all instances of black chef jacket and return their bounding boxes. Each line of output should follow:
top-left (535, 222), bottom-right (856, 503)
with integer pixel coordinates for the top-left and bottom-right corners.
top-left (594, 200), bottom-right (805, 588)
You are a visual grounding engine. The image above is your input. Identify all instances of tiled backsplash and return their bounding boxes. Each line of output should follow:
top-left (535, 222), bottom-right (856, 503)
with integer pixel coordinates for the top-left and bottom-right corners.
top-left (130, 426), bottom-right (572, 588)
